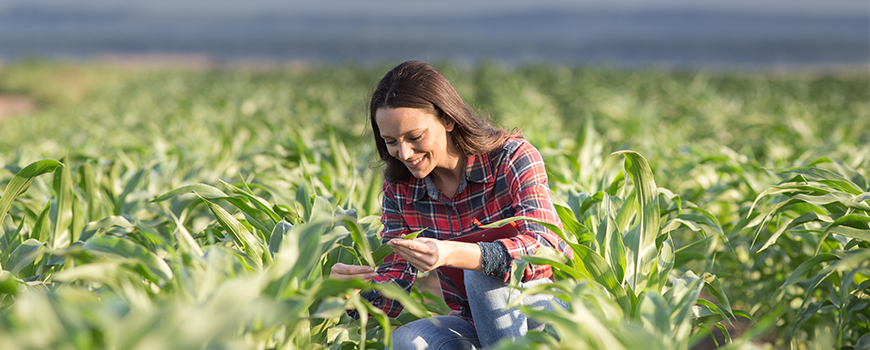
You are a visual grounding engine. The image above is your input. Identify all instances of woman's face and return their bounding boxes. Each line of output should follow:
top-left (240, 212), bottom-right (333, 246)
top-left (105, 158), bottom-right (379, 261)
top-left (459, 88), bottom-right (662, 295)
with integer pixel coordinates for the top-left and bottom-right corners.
top-left (375, 107), bottom-right (458, 179)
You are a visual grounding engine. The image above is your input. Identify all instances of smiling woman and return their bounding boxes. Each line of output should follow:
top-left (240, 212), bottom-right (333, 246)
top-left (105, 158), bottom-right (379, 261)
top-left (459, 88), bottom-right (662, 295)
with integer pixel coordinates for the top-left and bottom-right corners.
top-left (329, 60), bottom-right (574, 349)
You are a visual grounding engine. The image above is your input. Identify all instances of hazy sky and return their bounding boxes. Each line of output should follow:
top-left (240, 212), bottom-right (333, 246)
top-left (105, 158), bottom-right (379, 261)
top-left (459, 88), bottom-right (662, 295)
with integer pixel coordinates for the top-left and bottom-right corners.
top-left (1, 0), bottom-right (868, 17)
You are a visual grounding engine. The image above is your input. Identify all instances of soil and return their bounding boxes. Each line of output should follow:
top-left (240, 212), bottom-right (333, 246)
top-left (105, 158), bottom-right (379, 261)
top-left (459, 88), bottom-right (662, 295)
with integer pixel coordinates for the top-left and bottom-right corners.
top-left (0, 94), bottom-right (36, 120)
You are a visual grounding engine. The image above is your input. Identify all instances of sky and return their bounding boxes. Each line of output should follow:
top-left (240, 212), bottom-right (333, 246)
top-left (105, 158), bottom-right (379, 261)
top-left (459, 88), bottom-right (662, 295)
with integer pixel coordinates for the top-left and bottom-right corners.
top-left (1, 0), bottom-right (868, 17)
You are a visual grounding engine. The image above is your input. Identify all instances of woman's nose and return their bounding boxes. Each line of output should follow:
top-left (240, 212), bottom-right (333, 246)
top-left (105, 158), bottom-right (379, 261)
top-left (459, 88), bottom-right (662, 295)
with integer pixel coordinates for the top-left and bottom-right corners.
top-left (397, 142), bottom-right (412, 160)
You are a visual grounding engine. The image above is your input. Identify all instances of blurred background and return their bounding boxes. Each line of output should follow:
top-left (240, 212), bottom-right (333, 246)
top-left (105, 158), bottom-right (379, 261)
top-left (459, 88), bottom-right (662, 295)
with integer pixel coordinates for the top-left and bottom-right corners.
top-left (0, 0), bottom-right (867, 68)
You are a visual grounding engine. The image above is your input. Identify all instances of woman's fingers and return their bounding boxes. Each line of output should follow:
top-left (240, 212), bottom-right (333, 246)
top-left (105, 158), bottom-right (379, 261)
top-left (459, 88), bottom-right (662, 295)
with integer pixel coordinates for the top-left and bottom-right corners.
top-left (388, 238), bottom-right (442, 272)
top-left (330, 263), bottom-right (378, 281)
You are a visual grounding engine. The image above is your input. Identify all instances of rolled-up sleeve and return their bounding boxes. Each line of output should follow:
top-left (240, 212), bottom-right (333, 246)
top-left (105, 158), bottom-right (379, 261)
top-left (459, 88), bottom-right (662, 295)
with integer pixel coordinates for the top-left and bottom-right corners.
top-left (495, 141), bottom-right (570, 282)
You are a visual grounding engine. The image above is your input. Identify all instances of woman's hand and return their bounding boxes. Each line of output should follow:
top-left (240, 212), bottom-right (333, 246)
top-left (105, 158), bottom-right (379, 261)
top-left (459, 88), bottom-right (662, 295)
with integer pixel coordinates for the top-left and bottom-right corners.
top-left (388, 238), bottom-right (482, 273)
top-left (387, 237), bottom-right (445, 272)
top-left (330, 263), bottom-right (379, 281)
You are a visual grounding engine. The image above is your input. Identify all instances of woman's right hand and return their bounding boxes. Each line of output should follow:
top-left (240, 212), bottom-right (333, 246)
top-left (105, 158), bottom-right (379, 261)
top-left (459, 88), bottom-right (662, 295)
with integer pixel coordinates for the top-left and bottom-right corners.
top-left (330, 263), bottom-right (379, 282)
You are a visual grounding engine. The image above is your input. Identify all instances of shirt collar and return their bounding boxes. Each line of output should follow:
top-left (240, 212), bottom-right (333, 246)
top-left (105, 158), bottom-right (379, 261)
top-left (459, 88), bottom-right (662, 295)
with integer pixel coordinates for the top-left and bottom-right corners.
top-left (404, 152), bottom-right (495, 204)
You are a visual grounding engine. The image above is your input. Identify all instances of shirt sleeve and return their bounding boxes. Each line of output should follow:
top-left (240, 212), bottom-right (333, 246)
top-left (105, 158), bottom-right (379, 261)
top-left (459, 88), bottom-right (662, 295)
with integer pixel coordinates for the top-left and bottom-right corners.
top-left (495, 140), bottom-right (572, 282)
top-left (349, 181), bottom-right (417, 319)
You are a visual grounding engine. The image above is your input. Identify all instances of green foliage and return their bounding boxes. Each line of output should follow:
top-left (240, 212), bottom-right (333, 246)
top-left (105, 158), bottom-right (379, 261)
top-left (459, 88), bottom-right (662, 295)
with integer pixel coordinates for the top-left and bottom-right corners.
top-left (0, 62), bottom-right (867, 349)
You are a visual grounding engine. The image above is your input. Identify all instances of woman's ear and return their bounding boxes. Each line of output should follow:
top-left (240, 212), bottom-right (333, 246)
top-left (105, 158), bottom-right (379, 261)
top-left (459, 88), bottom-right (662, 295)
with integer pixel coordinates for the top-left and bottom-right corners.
top-left (443, 118), bottom-right (455, 132)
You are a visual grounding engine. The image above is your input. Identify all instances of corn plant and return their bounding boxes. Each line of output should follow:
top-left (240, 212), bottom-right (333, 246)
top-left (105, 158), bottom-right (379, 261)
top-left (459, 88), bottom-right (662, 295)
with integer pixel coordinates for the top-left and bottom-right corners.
top-left (747, 161), bottom-right (870, 348)
top-left (0, 61), bottom-right (867, 348)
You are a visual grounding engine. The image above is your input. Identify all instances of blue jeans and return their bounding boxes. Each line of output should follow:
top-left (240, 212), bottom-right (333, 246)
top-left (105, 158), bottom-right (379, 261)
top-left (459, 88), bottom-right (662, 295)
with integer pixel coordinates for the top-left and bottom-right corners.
top-left (391, 270), bottom-right (565, 349)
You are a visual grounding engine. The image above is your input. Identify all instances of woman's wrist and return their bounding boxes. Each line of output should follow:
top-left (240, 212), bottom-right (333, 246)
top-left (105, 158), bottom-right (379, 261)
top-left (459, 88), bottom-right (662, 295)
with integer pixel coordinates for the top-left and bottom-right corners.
top-left (477, 241), bottom-right (512, 280)
top-left (442, 240), bottom-right (483, 272)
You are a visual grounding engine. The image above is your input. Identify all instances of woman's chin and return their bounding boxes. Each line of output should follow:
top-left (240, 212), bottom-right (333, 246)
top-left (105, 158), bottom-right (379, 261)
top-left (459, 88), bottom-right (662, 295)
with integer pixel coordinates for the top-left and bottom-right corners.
top-left (409, 170), bottom-right (429, 179)
top-left (407, 166), bottom-right (431, 179)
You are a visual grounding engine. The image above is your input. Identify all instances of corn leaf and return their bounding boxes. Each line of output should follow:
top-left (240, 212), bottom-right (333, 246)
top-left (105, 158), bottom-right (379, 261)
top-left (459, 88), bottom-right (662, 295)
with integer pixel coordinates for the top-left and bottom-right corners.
top-left (199, 193), bottom-right (264, 269)
top-left (6, 239), bottom-right (44, 277)
top-left (83, 235), bottom-right (174, 283)
top-left (151, 183), bottom-right (229, 202)
top-left (613, 151), bottom-right (659, 293)
top-left (0, 159), bottom-right (63, 230)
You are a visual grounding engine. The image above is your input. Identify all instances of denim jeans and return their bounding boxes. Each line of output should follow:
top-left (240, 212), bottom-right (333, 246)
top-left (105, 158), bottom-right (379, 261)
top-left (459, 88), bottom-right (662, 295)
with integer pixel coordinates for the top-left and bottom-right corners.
top-left (391, 270), bottom-right (565, 349)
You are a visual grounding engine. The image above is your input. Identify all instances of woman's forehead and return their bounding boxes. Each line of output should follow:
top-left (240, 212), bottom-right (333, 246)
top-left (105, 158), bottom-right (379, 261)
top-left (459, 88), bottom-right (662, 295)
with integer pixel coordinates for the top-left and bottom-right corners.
top-left (375, 107), bottom-right (441, 135)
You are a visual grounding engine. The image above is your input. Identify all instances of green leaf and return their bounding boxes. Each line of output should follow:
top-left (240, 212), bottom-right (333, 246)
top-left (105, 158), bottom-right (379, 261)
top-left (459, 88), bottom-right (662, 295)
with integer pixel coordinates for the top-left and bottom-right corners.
top-left (607, 171), bottom-right (625, 196)
top-left (479, 216), bottom-right (587, 263)
top-left (612, 150), bottom-right (660, 292)
top-left (372, 282), bottom-right (430, 319)
top-left (295, 184), bottom-right (313, 221)
top-left (151, 183), bottom-right (229, 202)
top-left (70, 192), bottom-right (84, 243)
top-left (669, 271), bottom-right (705, 340)
top-left (755, 212), bottom-right (833, 253)
top-left (83, 235), bottom-right (174, 282)
top-left (199, 193), bottom-right (264, 269)
top-left (269, 220), bottom-right (293, 255)
top-left (31, 200), bottom-right (51, 242)
top-left (339, 217), bottom-right (374, 267)
top-left (219, 179), bottom-right (281, 224)
top-left (51, 158), bottom-right (74, 249)
top-left (598, 215), bottom-right (626, 284)
top-left (402, 229), bottom-right (424, 240)
top-left (578, 191), bottom-right (605, 218)
top-left (6, 239), bottom-right (44, 276)
top-left (782, 167), bottom-right (863, 195)
top-left (168, 211), bottom-right (204, 257)
top-left (702, 273), bottom-right (735, 321)
top-left (657, 235), bottom-right (675, 291)
top-left (815, 214), bottom-right (870, 255)
top-left (572, 244), bottom-right (631, 313)
top-left (555, 203), bottom-right (584, 244)
top-left (0, 160), bottom-right (63, 230)
top-left (79, 161), bottom-right (103, 220)
top-left (855, 333), bottom-right (870, 349)
top-left (310, 195), bottom-right (333, 222)
top-left (78, 216), bottom-right (134, 242)
top-left (114, 167), bottom-right (146, 215)
top-left (521, 247), bottom-right (583, 280)
top-left (269, 220), bottom-right (331, 283)
top-left (0, 270), bottom-right (21, 296)
top-left (639, 291), bottom-right (670, 336)
top-left (222, 196), bottom-right (276, 239)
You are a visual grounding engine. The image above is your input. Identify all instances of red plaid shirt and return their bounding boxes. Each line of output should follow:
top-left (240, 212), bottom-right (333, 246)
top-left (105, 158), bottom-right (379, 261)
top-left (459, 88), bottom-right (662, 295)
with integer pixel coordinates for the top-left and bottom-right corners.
top-left (364, 138), bottom-right (573, 319)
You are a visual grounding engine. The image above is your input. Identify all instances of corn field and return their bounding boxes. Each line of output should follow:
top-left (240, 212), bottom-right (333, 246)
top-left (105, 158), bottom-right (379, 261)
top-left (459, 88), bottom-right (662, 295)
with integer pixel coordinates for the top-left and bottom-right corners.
top-left (0, 60), bottom-right (867, 349)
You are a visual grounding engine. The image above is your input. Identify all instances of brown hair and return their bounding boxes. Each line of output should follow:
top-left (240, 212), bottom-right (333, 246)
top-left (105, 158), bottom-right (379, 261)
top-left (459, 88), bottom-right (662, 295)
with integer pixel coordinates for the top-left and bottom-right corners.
top-left (370, 61), bottom-right (517, 183)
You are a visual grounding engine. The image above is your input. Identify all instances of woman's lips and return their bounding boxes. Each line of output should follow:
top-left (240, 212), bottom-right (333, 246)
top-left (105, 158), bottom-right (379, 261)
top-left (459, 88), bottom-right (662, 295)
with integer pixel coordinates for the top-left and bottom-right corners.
top-left (405, 155), bottom-right (425, 169)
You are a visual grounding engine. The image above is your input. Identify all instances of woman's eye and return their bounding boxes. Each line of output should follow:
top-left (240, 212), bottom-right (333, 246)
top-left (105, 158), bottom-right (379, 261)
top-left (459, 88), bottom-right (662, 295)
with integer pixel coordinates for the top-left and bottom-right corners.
top-left (409, 135), bottom-right (422, 141)
top-left (384, 139), bottom-right (397, 145)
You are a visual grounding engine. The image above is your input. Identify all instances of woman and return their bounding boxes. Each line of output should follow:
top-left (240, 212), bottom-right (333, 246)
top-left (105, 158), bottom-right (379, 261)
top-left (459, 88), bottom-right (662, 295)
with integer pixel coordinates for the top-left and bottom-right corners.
top-left (330, 61), bottom-right (573, 349)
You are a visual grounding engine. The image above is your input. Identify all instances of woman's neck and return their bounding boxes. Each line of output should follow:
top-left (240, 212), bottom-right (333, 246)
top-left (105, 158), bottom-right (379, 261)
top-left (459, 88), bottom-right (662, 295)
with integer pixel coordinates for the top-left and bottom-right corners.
top-left (430, 152), bottom-right (466, 199)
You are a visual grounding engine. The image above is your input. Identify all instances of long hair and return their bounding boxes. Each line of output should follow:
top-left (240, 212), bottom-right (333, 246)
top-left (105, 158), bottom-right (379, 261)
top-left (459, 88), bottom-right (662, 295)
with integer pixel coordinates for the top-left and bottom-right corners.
top-left (370, 61), bottom-right (517, 183)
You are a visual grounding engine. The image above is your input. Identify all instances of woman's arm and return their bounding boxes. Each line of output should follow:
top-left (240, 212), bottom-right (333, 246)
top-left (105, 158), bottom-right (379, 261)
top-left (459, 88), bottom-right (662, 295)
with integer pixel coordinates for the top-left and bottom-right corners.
top-left (387, 238), bottom-right (482, 272)
top-left (495, 140), bottom-right (573, 282)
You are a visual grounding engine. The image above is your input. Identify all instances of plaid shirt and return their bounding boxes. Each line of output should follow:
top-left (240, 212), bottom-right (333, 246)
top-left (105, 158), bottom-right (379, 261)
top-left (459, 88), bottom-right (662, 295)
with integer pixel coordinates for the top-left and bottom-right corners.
top-left (364, 138), bottom-right (573, 320)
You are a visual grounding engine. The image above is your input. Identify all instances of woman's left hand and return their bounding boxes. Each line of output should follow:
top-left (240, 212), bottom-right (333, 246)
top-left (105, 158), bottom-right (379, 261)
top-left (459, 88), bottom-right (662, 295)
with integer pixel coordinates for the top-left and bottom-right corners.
top-left (387, 237), bottom-right (448, 273)
top-left (387, 238), bottom-right (483, 273)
